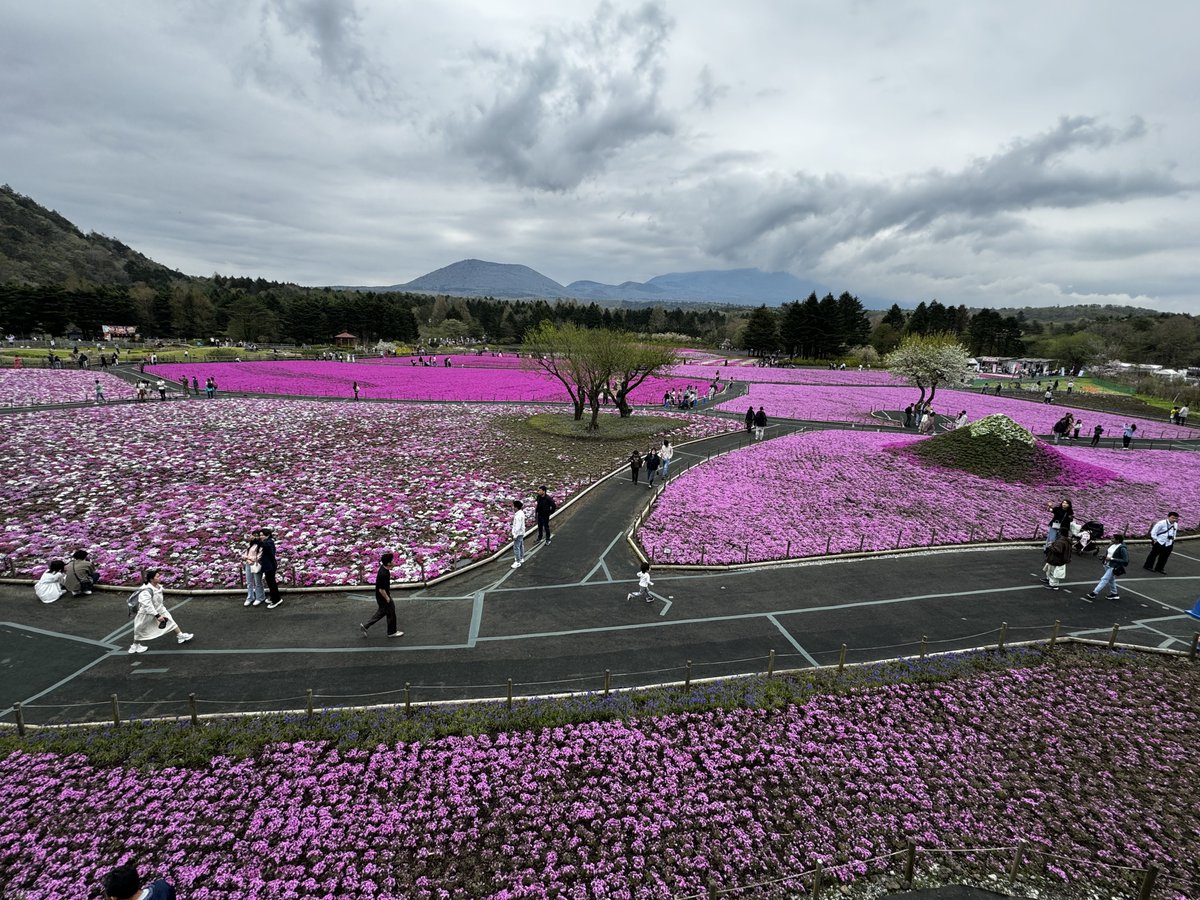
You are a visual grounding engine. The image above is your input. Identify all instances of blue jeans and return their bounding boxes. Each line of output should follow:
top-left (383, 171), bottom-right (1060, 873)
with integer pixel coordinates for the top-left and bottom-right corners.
top-left (513, 534), bottom-right (524, 563)
top-left (1091, 566), bottom-right (1118, 597)
top-left (1044, 525), bottom-right (1059, 549)
top-left (245, 565), bottom-right (264, 603)
top-left (659, 458), bottom-right (670, 478)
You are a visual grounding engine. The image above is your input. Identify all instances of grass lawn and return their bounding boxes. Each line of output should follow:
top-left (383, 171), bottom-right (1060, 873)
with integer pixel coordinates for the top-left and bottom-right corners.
top-left (522, 411), bottom-right (693, 441)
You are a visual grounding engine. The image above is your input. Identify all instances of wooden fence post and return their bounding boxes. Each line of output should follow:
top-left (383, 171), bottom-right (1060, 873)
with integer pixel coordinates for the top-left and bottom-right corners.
top-left (1108, 623), bottom-right (1120, 649)
top-left (188, 692), bottom-right (199, 727)
top-left (837, 643), bottom-right (847, 674)
top-left (306, 688), bottom-right (314, 719)
top-left (111, 693), bottom-right (121, 728)
top-left (1049, 620), bottom-right (1061, 650)
top-left (1137, 864), bottom-right (1158, 900)
top-left (506, 678), bottom-right (514, 711)
top-left (903, 840), bottom-right (917, 887)
top-left (685, 659), bottom-right (693, 689)
top-left (1009, 841), bottom-right (1025, 884)
top-left (825, 535), bottom-right (832, 555)
top-left (895, 529), bottom-right (903, 550)
top-left (919, 636), bottom-right (928, 659)
top-left (12, 702), bottom-right (24, 737)
top-left (604, 669), bottom-right (611, 696)
top-left (811, 862), bottom-right (824, 900)
top-left (1190, 633), bottom-right (1199, 662)
top-left (767, 649), bottom-right (776, 677)
top-left (404, 682), bottom-right (411, 717)
top-left (999, 523), bottom-right (1005, 540)
top-left (998, 622), bottom-right (1008, 651)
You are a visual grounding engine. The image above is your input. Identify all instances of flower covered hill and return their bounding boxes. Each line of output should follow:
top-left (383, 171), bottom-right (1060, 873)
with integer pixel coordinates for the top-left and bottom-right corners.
top-left (146, 360), bottom-right (713, 405)
top-left (668, 363), bottom-right (906, 386)
top-left (2, 650), bottom-right (1197, 898)
top-left (0, 400), bottom-right (732, 587)
top-left (0, 369), bottom-right (137, 406)
top-left (636, 429), bottom-right (1200, 564)
top-left (713, 383), bottom-right (1193, 439)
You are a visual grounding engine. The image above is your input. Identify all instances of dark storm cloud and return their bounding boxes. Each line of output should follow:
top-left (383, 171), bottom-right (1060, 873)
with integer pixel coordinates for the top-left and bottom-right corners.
top-left (444, 1), bottom-right (678, 191)
top-left (697, 116), bottom-right (1194, 268)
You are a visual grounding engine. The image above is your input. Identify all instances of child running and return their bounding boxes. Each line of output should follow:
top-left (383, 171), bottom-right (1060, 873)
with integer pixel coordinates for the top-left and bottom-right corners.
top-left (626, 561), bottom-right (654, 603)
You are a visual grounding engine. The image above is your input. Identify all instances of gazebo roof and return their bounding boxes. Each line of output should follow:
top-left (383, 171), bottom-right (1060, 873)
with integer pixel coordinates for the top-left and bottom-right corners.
top-left (334, 332), bottom-right (355, 339)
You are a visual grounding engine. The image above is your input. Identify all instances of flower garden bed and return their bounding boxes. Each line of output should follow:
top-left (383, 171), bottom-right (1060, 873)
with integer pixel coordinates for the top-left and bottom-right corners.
top-left (1, 646), bottom-right (1195, 898)
top-left (0, 400), bottom-right (732, 587)
top-left (145, 359), bottom-right (710, 406)
top-left (714, 383), bottom-right (1194, 439)
top-left (636, 430), bottom-right (1200, 564)
top-left (0, 370), bottom-right (137, 406)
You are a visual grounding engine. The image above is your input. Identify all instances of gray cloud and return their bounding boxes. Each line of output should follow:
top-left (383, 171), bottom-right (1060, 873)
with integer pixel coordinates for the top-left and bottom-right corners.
top-left (444, 1), bottom-right (678, 191)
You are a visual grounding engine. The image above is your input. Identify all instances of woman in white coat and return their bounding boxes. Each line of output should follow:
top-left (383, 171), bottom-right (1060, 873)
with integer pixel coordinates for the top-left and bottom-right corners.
top-left (129, 569), bottom-right (194, 654)
top-left (34, 560), bottom-right (69, 603)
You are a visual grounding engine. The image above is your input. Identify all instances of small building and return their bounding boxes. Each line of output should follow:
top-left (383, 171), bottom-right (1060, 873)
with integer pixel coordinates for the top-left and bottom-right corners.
top-left (334, 331), bottom-right (356, 349)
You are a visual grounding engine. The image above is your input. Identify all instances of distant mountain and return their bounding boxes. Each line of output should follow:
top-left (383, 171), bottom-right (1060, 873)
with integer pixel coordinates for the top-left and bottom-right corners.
top-left (369, 259), bottom-right (837, 307)
top-left (388, 259), bottom-right (565, 299)
top-left (0, 185), bottom-right (184, 288)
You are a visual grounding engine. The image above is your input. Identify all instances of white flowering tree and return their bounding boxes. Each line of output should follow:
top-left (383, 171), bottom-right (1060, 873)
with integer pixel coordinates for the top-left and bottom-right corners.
top-left (885, 333), bottom-right (973, 409)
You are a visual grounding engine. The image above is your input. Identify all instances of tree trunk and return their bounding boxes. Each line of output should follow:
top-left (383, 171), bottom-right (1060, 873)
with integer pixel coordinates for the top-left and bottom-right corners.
top-left (588, 401), bottom-right (601, 431)
top-left (573, 400), bottom-right (584, 421)
top-left (927, 380), bottom-right (939, 405)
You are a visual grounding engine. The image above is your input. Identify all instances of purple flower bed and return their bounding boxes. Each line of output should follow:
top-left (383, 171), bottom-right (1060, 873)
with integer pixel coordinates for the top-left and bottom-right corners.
top-left (2, 654), bottom-right (1195, 898)
top-left (0, 401), bottom-right (730, 587)
top-left (638, 430), bottom-right (1200, 562)
top-left (0, 370), bottom-right (137, 406)
top-left (714, 383), bottom-right (1194, 439)
top-left (146, 360), bottom-right (696, 406)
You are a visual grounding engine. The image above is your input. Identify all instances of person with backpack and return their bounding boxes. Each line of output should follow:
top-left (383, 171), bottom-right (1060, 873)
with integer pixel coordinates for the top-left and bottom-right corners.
top-left (128, 569), bottom-right (193, 654)
top-left (64, 549), bottom-right (97, 596)
top-left (627, 449), bottom-right (643, 484)
top-left (1083, 534), bottom-right (1129, 602)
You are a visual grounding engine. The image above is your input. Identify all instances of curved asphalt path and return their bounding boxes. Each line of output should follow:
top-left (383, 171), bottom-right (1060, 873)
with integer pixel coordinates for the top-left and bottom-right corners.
top-left (2, 375), bottom-right (1200, 726)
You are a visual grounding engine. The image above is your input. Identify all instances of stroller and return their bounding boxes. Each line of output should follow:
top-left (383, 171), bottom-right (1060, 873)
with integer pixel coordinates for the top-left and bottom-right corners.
top-left (1071, 520), bottom-right (1104, 555)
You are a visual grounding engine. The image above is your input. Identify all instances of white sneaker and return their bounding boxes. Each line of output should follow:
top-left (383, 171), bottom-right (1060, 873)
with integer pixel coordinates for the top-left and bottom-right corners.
top-left (243, 597), bottom-right (252, 606)
top-left (128, 643), bottom-right (146, 654)
top-left (252, 598), bottom-right (263, 606)
top-left (626, 593), bottom-right (634, 600)
top-left (387, 631), bottom-right (405, 638)
top-left (177, 632), bottom-right (194, 644)
top-left (511, 561), bottom-right (521, 568)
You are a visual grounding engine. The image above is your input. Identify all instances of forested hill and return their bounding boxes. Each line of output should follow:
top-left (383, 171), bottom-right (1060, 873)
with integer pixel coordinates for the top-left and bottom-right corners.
top-left (0, 185), bottom-right (184, 288)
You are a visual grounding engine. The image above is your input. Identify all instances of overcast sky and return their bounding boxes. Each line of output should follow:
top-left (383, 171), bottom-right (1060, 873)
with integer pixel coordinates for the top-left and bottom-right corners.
top-left (3, 1), bottom-right (1198, 311)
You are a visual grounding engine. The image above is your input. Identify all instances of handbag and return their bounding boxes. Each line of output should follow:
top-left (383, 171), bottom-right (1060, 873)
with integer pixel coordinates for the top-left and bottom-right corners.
top-left (250, 562), bottom-right (262, 574)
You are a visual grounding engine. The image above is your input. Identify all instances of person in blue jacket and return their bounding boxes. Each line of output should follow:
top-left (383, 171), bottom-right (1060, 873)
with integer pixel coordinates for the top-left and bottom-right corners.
top-left (102, 862), bottom-right (175, 899)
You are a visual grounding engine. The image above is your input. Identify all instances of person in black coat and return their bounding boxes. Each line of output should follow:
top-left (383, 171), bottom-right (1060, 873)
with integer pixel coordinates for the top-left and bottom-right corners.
top-left (628, 450), bottom-right (643, 484)
top-left (753, 407), bottom-right (768, 440)
top-left (534, 485), bottom-right (558, 544)
top-left (745, 406), bottom-right (754, 433)
top-left (258, 528), bottom-right (282, 608)
top-left (645, 449), bottom-right (661, 487)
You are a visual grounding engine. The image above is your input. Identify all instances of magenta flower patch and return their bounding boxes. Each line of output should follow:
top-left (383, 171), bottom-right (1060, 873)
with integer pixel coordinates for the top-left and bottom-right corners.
top-left (0, 370), bottom-right (137, 405)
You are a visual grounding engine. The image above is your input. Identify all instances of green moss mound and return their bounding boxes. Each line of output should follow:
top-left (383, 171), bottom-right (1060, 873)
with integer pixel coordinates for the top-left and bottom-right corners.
top-left (906, 414), bottom-right (1066, 483)
top-left (523, 412), bottom-right (683, 441)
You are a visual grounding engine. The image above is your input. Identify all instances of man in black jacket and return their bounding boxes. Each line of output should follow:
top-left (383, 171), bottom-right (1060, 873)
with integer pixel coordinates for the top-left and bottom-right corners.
top-left (259, 528), bottom-right (282, 608)
top-left (534, 486), bottom-right (558, 544)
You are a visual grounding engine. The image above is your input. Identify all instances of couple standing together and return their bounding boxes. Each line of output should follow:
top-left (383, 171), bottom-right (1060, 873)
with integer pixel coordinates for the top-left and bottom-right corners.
top-left (240, 528), bottom-right (282, 608)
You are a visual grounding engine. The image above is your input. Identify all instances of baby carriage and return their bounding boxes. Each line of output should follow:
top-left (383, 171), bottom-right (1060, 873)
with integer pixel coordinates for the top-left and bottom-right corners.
top-left (1071, 520), bottom-right (1104, 555)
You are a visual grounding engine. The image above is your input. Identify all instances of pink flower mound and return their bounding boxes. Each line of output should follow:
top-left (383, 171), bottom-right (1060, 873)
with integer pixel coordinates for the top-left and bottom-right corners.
top-left (3, 661), bottom-right (1195, 897)
top-left (0, 400), bottom-right (731, 587)
top-left (146, 360), bottom-right (694, 405)
top-left (0, 370), bottom-right (136, 406)
top-left (638, 431), bottom-right (1200, 562)
top-left (714, 383), bottom-right (1195, 439)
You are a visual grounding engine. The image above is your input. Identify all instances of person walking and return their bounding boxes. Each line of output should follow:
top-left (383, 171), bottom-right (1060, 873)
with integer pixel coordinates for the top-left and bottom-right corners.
top-left (903, 404), bottom-right (914, 428)
top-left (1170, 406), bottom-right (1179, 425)
top-left (534, 485), bottom-right (557, 545)
top-left (191, 376), bottom-right (200, 396)
top-left (1090, 424), bottom-right (1104, 448)
top-left (753, 406), bottom-right (767, 440)
top-left (260, 528), bottom-right (282, 608)
top-left (1122, 423), bottom-right (1136, 449)
top-left (744, 406), bottom-right (754, 434)
top-left (94, 378), bottom-right (106, 404)
top-left (645, 447), bottom-right (661, 487)
top-left (627, 449), bottom-right (643, 484)
top-left (1044, 499), bottom-right (1074, 550)
top-left (34, 560), bottom-right (69, 603)
top-left (1143, 511), bottom-right (1180, 574)
top-left (101, 862), bottom-right (176, 900)
top-left (241, 532), bottom-right (265, 607)
top-left (360, 551), bottom-right (402, 638)
top-left (510, 500), bottom-right (527, 568)
top-left (156, 378), bottom-right (167, 400)
top-left (1083, 534), bottom-right (1128, 601)
top-left (1072, 420), bottom-right (1082, 441)
top-left (1043, 388), bottom-right (1053, 404)
top-left (353, 381), bottom-right (360, 401)
top-left (625, 561), bottom-right (654, 603)
top-left (128, 569), bottom-right (193, 653)
top-left (1040, 531), bottom-right (1072, 590)
top-left (1179, 405), bottom-right (1190, 426)
top-left (659, 439), bottom-right (674, 479)
top-left (64, 549), bottom-right (97, 596)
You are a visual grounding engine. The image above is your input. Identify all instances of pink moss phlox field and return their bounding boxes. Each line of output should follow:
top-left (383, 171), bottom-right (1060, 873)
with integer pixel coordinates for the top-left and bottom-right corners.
top-left (146, 360), bottom-right (713, 405)
top-left (668, 363), bottom-right (904, 386)
top-left (0, 370), bottom-right (137, 406)
top-left (637, 431), bottom-right (1200, 562)
top-left (715, 383), bottom-right (1195, 438)
top-left (2, 660), bottom-right (1195, 897)
top-left (0, 400), bottom-right (730, 587)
